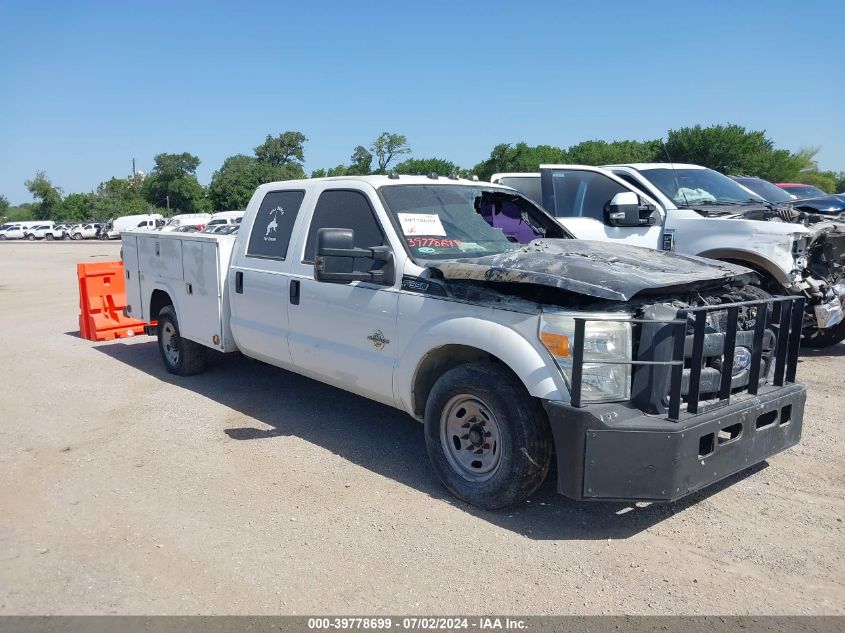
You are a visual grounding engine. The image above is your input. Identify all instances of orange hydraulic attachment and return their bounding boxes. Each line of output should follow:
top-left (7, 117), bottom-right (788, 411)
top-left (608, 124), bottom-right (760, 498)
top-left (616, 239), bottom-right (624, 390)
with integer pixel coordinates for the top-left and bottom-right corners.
top-left (77, 260), bottom-right (153, 341)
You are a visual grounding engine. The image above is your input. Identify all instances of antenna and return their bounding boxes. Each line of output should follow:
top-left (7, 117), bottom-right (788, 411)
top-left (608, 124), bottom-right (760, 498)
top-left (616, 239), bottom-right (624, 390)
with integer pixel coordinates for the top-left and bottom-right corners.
top-left (661, 141), bottom-right (688, 208)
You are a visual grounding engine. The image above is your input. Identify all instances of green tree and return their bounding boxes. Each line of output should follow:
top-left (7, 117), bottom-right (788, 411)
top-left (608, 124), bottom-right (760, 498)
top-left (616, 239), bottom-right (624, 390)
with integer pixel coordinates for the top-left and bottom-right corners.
top-left (209, 155), bottom-right (264, 211)
top-left (60, 193), bottom-right (95, 222)
top-left (394, 157), bottom-right (458, 176)
top-left (0, 194), bottom-right (9, 217)
top-left (371, 132), bottom-right (411, 172)
top-left (794, 170), bottom-right (837, 194)
top-left (470, 143), bottom-right (568, 181)
top-left (254, 131), bottom-right (307, 167)
top-left (663, 124), bottom-right (812, 181)
top-left (91, 177), bottom-right (149, 220)
top-left (141, 152), bottom-right (209, 213)
top-left (349, 146), bottom-right (373, 175)
top-left (566, 139), bottom-right (662, 165)
top-left (834, 172), bottom-right (845, 194)
top-left (4, 204), bottom-right (34, 221)
top-left (210, 153), bottom-right (305, 211)
top-left (25, 171), bottom-right (63, 220)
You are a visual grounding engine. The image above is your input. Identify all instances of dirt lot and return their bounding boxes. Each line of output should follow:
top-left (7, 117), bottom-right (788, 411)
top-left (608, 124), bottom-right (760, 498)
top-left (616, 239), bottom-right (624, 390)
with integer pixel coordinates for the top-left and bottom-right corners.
top-left (0, 241), bottom-right (843, 616)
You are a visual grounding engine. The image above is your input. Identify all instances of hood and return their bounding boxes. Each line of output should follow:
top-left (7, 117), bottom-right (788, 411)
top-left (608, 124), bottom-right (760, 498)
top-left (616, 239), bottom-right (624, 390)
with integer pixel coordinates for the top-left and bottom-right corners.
top-left (791, 194), bottom-right (845, 216)
top-left (429, 240), bottom-right (752, 302)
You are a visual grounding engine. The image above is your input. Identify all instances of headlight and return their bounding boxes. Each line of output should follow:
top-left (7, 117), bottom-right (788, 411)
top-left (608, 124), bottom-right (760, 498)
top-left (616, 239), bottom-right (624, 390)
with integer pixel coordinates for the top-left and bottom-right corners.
top-left (539, 312), bottom-right (632, 403)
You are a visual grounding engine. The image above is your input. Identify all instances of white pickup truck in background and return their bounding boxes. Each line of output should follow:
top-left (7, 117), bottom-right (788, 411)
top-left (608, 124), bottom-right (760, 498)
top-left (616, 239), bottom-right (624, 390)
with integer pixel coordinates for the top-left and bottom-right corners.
top-left (122, 175), bottom-right (806, 509)
top-left (492, 164), bottom-right (845, 346)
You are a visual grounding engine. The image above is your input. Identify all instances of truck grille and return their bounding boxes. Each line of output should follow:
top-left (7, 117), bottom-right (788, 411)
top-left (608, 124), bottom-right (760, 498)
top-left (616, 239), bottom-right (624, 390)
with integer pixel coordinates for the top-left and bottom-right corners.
top-left (569, 296), bottom-right (805, 421)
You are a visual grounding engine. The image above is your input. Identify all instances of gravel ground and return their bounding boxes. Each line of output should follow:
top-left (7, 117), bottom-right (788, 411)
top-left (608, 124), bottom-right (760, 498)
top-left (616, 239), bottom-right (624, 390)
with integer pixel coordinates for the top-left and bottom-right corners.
top-left (0, 241), bottom-right (843, 615)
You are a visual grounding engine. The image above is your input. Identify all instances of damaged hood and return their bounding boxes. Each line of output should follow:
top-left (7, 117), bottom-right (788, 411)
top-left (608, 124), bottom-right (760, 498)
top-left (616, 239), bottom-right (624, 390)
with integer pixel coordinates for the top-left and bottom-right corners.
top-left (429, 240), bottom-right (752, 302)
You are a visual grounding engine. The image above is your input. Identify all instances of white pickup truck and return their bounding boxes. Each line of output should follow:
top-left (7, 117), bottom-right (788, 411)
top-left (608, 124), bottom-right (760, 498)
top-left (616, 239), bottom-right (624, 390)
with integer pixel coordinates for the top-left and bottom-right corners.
top-left (122, 175), bottom-right (805, 509)
top-left (493, 164), bottom-right (845, 347)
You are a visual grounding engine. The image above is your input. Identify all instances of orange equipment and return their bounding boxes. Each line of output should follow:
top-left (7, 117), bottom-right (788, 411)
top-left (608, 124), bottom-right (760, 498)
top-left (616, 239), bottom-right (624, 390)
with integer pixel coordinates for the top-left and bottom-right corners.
top-left (77, 261), bottom-right (152, 341)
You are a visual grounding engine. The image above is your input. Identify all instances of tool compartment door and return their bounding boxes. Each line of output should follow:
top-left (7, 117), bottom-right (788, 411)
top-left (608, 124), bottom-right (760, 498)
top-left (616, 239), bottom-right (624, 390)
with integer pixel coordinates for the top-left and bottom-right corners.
top-left (121, 235), bottom-right (143, 319)
top-left (181, 238), bottom-right (224, 349)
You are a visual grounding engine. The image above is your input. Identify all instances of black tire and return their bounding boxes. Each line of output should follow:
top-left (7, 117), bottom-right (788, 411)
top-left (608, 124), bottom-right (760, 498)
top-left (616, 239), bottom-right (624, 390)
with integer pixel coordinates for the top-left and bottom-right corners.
top-left (424, 362), bottom-right (552, 509)
top-left (45, 233), bottom-right (54, 241)
top-left (63, 233), bottom-right (71, 240)
top-left (26, 234), bottom-right (35, 241)
top-left (0, 235), bottom-right (6, 240)
top-left (73, 233), bottom-right (82, 240)
top-left (803, 318), bottom-right (845, 348)
top-left (156, 305), bottom-right (207, 376)
top-left (744, 283), bottom-right (845, 348)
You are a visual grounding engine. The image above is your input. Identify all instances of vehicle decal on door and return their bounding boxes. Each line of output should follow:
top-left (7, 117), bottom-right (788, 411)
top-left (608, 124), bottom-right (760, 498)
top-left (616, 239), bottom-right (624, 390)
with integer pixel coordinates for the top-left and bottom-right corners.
top-left (367, 330), bottom-right (390, 350)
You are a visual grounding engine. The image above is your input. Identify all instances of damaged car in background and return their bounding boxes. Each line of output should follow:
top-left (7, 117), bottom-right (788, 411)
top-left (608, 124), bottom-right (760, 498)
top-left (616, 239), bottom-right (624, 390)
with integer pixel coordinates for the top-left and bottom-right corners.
top-left (121, 176), bottom-right (805, 508)
top-left (493, 164), bottom-right (845, 347)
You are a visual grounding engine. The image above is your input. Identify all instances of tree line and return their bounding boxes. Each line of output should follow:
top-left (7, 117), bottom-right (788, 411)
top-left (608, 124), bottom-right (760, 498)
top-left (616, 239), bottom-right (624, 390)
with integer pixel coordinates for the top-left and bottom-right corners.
top-left (2, 124), bottom-right (843, 223)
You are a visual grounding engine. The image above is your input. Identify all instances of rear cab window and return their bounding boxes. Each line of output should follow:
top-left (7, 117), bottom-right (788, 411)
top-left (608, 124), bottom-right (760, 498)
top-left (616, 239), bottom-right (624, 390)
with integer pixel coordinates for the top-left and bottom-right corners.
top-left (246, 190), bottom-right (306, 260)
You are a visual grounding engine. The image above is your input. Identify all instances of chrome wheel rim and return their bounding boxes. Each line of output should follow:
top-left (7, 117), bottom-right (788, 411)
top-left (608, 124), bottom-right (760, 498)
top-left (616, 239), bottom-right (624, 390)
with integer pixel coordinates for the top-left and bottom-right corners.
top-left (161, 322), bottom-right (179, 366)
top-left (439, 394), bottom-right (502, 482)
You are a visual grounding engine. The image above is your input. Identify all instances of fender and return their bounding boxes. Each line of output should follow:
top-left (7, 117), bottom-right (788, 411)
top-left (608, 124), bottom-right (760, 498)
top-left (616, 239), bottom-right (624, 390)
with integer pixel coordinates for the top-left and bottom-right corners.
top-left (695, 248), bottom-right (791, 288)
top-left (144, 279), bottom-right (181, 323)
top-left (394, 315), bottom-right (568, 418)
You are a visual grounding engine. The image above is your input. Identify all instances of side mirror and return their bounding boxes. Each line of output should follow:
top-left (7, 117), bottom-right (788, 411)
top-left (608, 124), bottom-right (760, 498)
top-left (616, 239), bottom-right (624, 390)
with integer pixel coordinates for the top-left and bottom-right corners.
top-left (314, 228), bottom-right (395, 286)
top-left (604, 192), bottom-right (656, 227)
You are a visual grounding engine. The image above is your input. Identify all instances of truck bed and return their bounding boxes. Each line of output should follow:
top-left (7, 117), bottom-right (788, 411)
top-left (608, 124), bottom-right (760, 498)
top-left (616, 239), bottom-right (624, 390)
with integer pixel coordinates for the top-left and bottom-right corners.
top-left (122, 230), bottom-right (238, 353)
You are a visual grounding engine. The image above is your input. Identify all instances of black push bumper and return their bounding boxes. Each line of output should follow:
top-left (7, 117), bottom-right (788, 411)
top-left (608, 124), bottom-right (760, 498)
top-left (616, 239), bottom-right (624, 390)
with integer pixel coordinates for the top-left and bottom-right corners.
top-left (544, 383), bottom-right (805, 501)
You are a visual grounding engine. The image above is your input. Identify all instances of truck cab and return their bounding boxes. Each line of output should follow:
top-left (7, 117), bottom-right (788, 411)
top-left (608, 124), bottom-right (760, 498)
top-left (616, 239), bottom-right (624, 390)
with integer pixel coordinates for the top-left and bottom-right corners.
top-left (122, 176), bottom-right (806, 509)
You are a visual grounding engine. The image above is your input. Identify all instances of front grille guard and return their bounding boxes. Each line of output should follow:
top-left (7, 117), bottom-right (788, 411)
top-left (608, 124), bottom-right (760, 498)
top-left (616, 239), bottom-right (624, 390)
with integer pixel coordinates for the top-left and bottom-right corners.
top-left (569, 296), bottom-right (805, 421)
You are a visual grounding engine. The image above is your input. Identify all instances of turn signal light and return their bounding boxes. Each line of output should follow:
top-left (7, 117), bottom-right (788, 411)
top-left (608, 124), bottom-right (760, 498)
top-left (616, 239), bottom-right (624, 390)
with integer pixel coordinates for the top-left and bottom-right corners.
top-left (539, 332), bottom-right (570, 358)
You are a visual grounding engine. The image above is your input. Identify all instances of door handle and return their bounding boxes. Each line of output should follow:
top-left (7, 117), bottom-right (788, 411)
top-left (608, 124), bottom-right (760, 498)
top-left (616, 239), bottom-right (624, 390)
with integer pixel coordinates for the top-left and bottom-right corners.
top-left (235, 271), bottom-right (243, 294)
top-left (290, 279), bottom-right (300, 305)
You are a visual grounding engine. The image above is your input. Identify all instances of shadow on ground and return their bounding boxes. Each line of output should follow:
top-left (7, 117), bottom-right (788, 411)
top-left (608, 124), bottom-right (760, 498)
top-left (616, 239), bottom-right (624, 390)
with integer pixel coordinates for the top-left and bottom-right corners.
top-left (93, 339), bottom-right (766, 541)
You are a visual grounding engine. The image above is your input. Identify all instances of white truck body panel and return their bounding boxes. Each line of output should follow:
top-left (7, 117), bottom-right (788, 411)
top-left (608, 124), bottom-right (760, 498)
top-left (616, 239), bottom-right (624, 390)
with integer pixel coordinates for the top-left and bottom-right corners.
top-left (123, 231), bottom-right (237, 353)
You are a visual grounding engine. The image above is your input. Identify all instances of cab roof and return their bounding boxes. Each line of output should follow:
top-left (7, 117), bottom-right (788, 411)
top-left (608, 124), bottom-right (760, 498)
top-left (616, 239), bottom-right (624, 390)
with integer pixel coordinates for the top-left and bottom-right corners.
top-left (604, 163), bottom-right (709, 170)
top-left (256, 174), bottom-right (509, 191)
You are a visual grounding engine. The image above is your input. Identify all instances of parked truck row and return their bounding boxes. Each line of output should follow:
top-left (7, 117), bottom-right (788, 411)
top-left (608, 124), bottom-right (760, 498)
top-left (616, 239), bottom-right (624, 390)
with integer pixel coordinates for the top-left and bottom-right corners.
top-left (0, 211), bottom-right (245, 241)
top-left (122, 174), bottom-right (808, 509)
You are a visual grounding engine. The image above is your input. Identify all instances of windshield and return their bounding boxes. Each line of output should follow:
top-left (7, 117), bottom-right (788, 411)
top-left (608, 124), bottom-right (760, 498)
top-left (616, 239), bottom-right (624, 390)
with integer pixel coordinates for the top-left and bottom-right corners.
top-left (779, 184), bottom-right (827, 199)
top-left (379, 184), bottom-right (562, 260)
top-left (731, 177), bottom-right (793, 204)
top-left (640, 168), bottom-right (767, 206)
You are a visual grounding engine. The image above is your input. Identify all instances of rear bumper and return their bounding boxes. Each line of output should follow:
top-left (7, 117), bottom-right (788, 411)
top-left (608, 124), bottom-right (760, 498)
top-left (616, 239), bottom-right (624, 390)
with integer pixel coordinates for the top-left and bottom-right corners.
top-left (544, 383), bottom-right (805, 501)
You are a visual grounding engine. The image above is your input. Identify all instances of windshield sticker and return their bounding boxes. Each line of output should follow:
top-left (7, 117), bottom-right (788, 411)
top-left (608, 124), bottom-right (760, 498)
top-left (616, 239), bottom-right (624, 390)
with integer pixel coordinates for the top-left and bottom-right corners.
top-left (459, 242), bottom-right (486, 251)
top-left (397, 213), bottom-right (446, 237)
top-left (407, 237), bottom-right (462, 249)
top-left (418, 247), bottom-right (437, 254)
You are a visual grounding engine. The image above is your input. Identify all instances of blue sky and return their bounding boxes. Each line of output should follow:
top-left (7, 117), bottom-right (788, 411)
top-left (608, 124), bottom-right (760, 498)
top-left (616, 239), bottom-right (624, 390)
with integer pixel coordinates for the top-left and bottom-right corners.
top-left (1, 0), bottom-right (843, 204)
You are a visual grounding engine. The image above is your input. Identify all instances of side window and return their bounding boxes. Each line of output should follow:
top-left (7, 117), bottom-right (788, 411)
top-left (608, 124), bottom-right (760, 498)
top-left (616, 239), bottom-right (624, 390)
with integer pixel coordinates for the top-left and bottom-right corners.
top-left (246, 190), bottom-right (305, 260)
top-left (550, 171), bottom-right (627, 222)
top-left (498, 176), bottom-right (542, 207)
top-left (303, 190), bottom-right (386, 268)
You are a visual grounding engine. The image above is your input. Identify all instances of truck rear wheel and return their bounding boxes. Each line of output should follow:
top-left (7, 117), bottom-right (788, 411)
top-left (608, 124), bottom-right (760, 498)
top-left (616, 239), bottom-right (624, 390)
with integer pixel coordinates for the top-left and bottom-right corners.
top-left (424, 362), bottom-right (552, 509)
top-left (157, 306), bottom-right (207, 376)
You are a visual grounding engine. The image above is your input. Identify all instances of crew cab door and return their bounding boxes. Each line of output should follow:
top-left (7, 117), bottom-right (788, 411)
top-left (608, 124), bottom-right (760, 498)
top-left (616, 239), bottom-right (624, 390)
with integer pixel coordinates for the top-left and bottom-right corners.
top-left (228, 189), bottom-right (307, 369)
top-left (505, 167), bottom-right (665, 249)
top-left (286, 186), bottom-right (399, 407)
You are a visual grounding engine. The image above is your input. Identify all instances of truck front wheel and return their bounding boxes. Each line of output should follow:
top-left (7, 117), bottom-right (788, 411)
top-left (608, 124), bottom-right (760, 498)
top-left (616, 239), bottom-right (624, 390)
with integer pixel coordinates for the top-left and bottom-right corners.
top-left (156, 306), bottom-right (207, 376)
top-left (424, 362), bottom-right (552, 509)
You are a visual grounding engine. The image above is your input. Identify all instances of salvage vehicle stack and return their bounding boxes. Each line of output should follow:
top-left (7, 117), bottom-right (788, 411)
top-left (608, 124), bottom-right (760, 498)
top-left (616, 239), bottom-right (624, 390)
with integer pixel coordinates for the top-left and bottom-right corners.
top-left (117, 175), bottom-right (810, 509)
top-left (492, 163), bottom-right (845, 347)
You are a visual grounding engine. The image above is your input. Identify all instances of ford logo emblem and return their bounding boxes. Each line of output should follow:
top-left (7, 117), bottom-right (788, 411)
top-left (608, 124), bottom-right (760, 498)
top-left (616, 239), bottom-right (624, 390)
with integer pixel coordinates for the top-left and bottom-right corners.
top-left (732, 347), bottom-right (752, 376)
